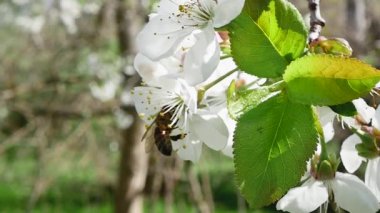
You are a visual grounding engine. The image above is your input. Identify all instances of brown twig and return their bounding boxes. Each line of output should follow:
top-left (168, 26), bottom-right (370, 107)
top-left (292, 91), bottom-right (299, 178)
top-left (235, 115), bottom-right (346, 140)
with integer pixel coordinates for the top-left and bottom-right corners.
top-left (308, 0), bottom-right (326, 43)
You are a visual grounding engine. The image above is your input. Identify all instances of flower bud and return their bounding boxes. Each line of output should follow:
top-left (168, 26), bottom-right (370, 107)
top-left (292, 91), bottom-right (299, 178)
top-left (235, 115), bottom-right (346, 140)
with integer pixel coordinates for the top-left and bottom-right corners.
top-left (309, 37), bottom-right (353, 57)
top-left (311, 154), bottom-right (340, 181)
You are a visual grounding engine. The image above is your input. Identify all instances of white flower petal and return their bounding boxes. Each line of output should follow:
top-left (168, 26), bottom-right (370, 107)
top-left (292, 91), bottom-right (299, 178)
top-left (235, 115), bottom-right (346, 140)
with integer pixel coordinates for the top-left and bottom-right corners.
top-left (365, 158), bottom-right (380, 202)
top-left (198, 0), bottom-right (217, 14)
top-left (173, 136), bottom-right (203, 162)
top-left (353, 98), bottom-right (375, 124)
top-left (372, 106), bottom-right (380, 130)
top-left (158, 55), bottom-right (183, 75)
top-left (136, 15), bottom-right (194, 60)
top-left (156, 0), bottom-right (186, 14)
top-left (189, 113), bottom-right (229, 151)
top-left (317, 107), bottom-right (336, 140)
top-left (332, 172), bottom-right (380, 213)
top-left (175, 79), bottom-right (198, 114)
top-left (323, 121), bottom-right (334, 142)
top-left (276, 178), bottom-right (328, 213)
top-left (134, 54), bottom-right (173, 85)
top-left (317, 107), bottom-right (336, 126)
top-left (213, 0), bottom-right (245, 28)
top-left (340, 134), bottom-right (364, 173)
top-left (183, 27), bottom-right (220, 85)
top-left (132, 87), bottom-right (164, 124)
top-left (218, 109), bottom-right (236, 158)
top-left (201, 58), bottom-right (238, 96)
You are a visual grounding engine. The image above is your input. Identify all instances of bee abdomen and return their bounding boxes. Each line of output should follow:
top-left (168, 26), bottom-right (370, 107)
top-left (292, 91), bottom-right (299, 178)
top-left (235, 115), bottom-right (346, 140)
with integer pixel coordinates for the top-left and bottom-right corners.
top-left (154, 128), bottom-right (172, 156)
top-left (155, 140), bottom-right (172, 156)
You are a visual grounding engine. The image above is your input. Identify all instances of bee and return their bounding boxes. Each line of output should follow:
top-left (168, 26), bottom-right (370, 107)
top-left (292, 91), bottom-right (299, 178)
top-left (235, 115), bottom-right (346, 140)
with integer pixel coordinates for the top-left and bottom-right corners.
top-left (142, 106), bottom-right (186, 156)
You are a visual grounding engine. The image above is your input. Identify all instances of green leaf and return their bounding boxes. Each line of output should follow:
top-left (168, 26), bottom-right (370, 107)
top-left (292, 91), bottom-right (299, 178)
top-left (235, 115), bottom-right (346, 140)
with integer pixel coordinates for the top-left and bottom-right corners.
top-left (227, 80), bottom-right (279, 120)
top-left (284, 55), bottom-right (380, 105)
top-left (228, 0), bottom-right (307, 78)
top-left (329, 102), bottom-right (357, 117)
top-left (234, 94), bottom-right (318, 208)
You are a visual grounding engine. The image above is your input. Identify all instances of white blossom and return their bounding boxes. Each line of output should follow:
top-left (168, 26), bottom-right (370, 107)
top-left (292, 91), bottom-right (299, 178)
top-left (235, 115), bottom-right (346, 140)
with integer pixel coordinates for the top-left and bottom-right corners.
top-left (132, 78), bottom-right (228, 162)
top-left (340, 98), bottom-right (376, 128)
top-left (317, 98), bottom-right (377, 142)
top-left (199, 58), bottom-right (265, 157)
top-left (89, 77), bottom-right (121, 102)
top-left (59, 0), bottom-right (81, 34)
top-left (365, 158), bottom-right (380, 202)
top-left (132, 51), bottom-right (230, 161)
top-left (340, 134), bottom-right (365, 173)
top-left (114, 109), bottom-right (133, 129)
top-left (277, 172), bottom-right (380, 213)
top-left (317, 98), bottom-right (380, 202)
top-left (136, 0), bottom-right (245, 62)
top-left (135, 32), bottom-right (218, 87)
top-left (340, 104), bottom-right (380, 202)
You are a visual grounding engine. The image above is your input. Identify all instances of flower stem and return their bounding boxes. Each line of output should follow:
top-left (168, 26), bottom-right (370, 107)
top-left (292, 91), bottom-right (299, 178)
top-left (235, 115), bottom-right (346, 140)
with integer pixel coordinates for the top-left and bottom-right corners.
top-left (314, 108), bottom-right (329, 161)
top-left (319, 134), bottom-right (329, 161)
top-left (197, 67), bottom-right (238, 104)
top-left (268, 80), bottom-right (285, 92)
top-left (202, 68), bottom-right (238, 92)
top-left (220, 55), bottom-right (231, 60)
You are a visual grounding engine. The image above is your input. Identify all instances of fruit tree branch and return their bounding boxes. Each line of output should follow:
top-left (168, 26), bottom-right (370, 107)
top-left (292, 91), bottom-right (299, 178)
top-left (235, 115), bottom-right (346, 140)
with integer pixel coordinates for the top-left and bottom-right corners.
top-left (308, 0), bottom-right (326, 43)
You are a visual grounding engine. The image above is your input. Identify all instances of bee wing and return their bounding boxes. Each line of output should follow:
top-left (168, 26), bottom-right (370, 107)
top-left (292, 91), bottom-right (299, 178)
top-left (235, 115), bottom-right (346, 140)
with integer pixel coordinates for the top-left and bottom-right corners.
top-left (142, 122), bottom-right (155, 154)
top-left (142, 121), bottom-right (154, 141)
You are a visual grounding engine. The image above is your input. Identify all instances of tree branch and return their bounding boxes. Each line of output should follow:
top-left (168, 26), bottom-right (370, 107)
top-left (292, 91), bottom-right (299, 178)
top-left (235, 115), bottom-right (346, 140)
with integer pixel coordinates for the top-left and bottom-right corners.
top-left (308, 0), bottom-right (326, 43)
top-left (12, 102), bottom-right (117, 119)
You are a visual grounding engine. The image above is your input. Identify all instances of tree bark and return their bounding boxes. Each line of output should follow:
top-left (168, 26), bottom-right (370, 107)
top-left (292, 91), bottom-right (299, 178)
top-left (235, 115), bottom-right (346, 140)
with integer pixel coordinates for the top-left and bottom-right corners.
top-left (116, 109), bottom-right (148, 213)
top-left (114, 0), bottom-right (148, 213)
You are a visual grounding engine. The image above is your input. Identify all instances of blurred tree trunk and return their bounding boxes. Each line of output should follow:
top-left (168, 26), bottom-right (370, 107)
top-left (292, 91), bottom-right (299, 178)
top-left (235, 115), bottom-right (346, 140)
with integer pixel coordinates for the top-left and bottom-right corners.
top-left (346, 0), bottom-right (367, 54)
top-left (114, 0), bottom-right (148, 213)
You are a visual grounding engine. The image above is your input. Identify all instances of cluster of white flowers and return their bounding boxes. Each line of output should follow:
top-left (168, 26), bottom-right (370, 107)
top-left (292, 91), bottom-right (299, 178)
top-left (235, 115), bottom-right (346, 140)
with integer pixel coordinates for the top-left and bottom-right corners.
top-left (277, 99), bottom-right (380, 212)
top-left (133, 0), bottom-right (380, 211)
top-left (339, 99), bottom-right (380, 203)
top-left (131, 0), bottom-right (253, 162)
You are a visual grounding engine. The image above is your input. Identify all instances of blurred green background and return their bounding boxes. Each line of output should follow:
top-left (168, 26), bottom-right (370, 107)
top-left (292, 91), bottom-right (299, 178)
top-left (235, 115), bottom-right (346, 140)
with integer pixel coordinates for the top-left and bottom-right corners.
top-left (0, 0), bottom-right (379, 212)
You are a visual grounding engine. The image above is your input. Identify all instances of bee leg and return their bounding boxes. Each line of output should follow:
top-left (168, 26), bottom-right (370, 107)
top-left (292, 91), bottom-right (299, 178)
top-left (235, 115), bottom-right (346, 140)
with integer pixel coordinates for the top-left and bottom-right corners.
top-left (170, 133), bottom-right (187, 141)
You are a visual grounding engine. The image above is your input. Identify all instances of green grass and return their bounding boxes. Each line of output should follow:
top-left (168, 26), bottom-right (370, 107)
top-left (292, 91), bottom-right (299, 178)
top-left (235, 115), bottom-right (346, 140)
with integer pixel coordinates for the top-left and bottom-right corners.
top-left (0, 143), bottom-right (281, 212)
